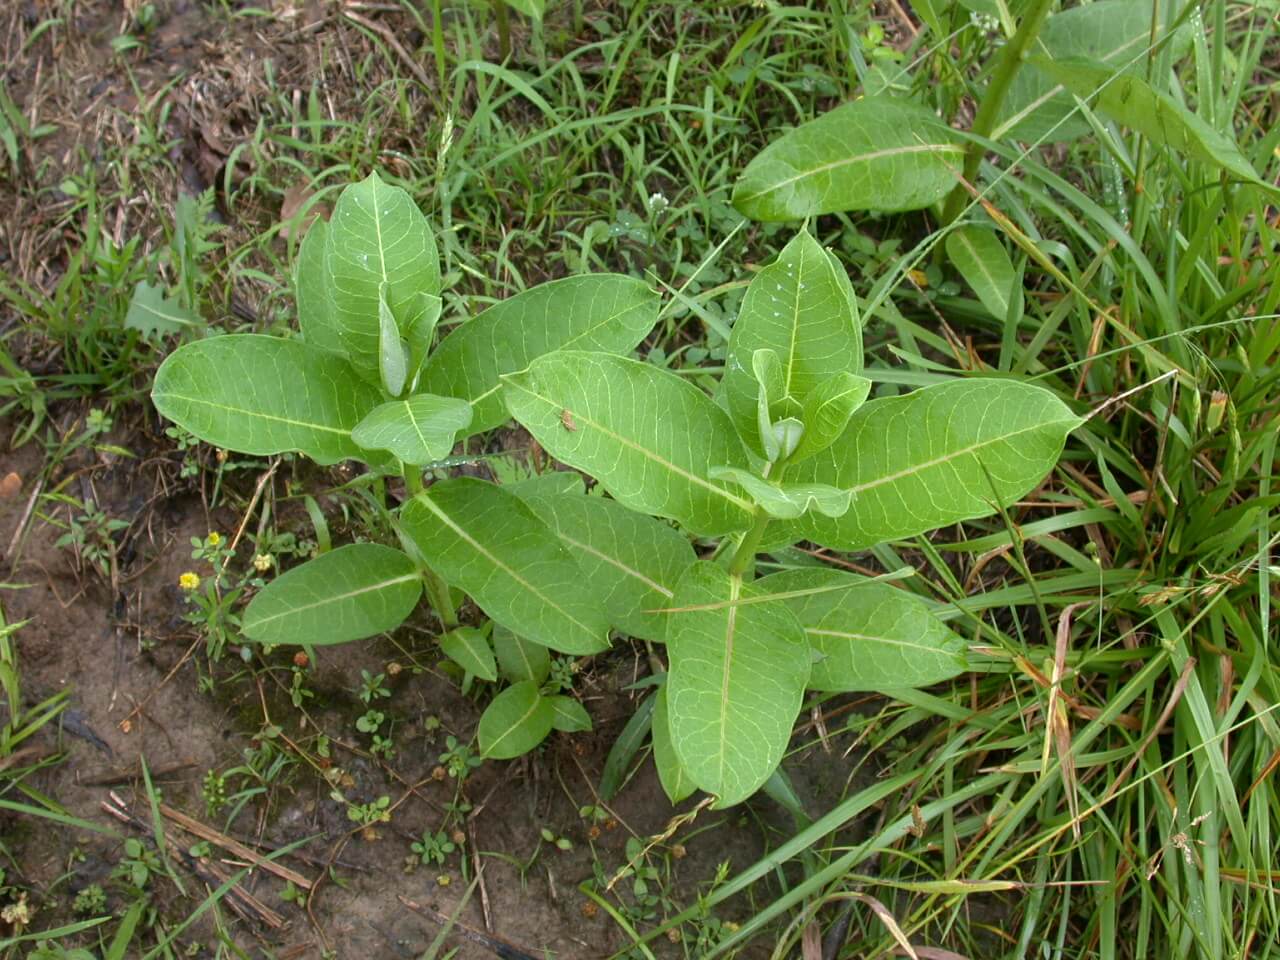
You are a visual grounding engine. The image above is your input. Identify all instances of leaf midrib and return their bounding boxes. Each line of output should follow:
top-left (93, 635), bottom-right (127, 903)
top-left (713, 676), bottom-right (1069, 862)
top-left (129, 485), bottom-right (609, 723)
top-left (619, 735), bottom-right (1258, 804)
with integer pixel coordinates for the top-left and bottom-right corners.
top-left (155, 393), bottom-right (353, 437)
top-left (718, 575), bottom-right (742, 794)
top-left (554, 531), bottom-right (674, 598)
top-left (807, 627), bottom-right (956, 657)
top-left (849, 417), bottom-right (1075, 494)
top-left (415, 490), bottom-right (602, 639)
top-left (248, 572), bottom-right (419, 627)
top-left (738, 142), bottom-right (965, 204)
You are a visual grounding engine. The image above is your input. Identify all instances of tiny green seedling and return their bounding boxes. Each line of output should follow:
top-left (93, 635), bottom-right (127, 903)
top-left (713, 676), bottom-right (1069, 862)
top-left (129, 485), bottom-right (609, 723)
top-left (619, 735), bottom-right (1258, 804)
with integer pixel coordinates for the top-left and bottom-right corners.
top-left (152, 171), bottom-right (1081, 807)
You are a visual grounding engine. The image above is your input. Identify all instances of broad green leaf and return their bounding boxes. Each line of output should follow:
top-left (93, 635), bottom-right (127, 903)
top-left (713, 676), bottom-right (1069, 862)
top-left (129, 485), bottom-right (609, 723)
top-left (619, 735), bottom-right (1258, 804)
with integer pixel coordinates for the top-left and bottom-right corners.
top-left (945, 227), bottom-right (1019, 322)
top-left (1034, 57), bottom-right (1273, 188)
top-left (378, 284), bottom-right (408, 397)
top-left (724, 231), bottom-right (862, 458)
top-left (708, 467), bottom-right (852, 520)
top-left (502, 0), bottom-right (544, 20)
top-left (547, 696), bottom-right (592, 733)
top-left (792, 372), bottom-right (871, 463)
top-left (789, 379), bottom-right (1082, 551)
top-left (478, 681), bottom-right (554, 759)
top-left (516, 491), bottom-right (696, 643)
top-left (325, 171), bottom-right (440, 378)
top-left (995, 0), bottom-right (1189, 142)
top-left (152, 334), bottom-right (380, 464)
top-left (493, 626), bottom-right (550, 685)
top-left (758, 569), bottom-right (966, 691)
top-left (505, 471), bottom-right (585, 500)
top-left (399, 478), bottom-right (609, 655)
top-left (652, 686), bottom-right (696, 804)
top-left (125, 281), bottom-right (201, 340)
top-left (665, 562), bottom-right (809, 807)
top-left (422, 275), bottom-right (659, 435)
top-left (241, 543), bottom-right (420, 646)
top-left (351, 394), bottom-right (473, 465)
top-left (439, 627), bottom-right (498, 682)
top-left (503, 352), bottom-right (754, 537)
top-left (732, 96), bottom-right (966, 220)
top-left (295, 220), bottom-right (344, 355)
top-left (403, 292), bottom-right (443, 386)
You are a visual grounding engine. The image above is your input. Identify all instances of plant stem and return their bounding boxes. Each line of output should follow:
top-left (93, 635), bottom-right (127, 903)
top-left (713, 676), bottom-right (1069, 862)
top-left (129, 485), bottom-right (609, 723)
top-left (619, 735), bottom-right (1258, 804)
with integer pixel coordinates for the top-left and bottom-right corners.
top-left (940, 0), bottom-right (1056, 225)
top-left (728, 511), bottom-right (770, 579)
top-left (423, 566), bottom-right (458, 628)
top-left (493, 0), bottom-right (511, 61)
top-left (404, 465), bottom-right (424, 497)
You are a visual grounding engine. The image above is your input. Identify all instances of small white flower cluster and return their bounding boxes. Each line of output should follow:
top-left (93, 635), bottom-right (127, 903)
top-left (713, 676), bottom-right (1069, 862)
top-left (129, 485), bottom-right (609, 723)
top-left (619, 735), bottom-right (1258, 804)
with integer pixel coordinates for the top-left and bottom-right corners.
top-left (968, 11), bottom-right (1000, 33)
top-left (647, 191), bottom-right (669, 215)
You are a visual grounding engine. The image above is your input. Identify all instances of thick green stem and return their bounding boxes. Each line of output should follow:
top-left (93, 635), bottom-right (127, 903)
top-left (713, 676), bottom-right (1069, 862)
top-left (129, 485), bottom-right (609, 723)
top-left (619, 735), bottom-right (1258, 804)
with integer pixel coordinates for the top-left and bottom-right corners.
top-left (493, 0), bottom-right (511, 61)
top-left (940, 0), bottom-right (1056, 225)
top-left (728, 511), bottom-right (770, 579)
top-left (422, 566), bottom-right (458, 628)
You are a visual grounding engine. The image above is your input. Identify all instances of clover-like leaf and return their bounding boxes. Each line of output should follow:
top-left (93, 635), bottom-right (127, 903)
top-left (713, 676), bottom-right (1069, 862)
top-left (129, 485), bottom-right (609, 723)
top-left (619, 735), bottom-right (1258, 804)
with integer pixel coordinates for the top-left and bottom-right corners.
top-left (242, 544), bottom-right (421, 646)
top-left (732, 97), bottom-right (966, 220)
top-left (351, 394), bottom-right (473, 465)
top-left (759, 568), bottom-right (966, 691)
top-left (503, 352), bottom-right (755, 537)
top-left (478, 681), bottom-right (554, 759)
top-left (788, 379), bottom-right (1082, 550)
top-left (665, 562), bottom-right (809, 807)
top-left (422, 275), bottom-right (659, 435)
top-left (399, 478), bottom-right (609, 655)
top-left (152, 334), bottom-right (381, 464)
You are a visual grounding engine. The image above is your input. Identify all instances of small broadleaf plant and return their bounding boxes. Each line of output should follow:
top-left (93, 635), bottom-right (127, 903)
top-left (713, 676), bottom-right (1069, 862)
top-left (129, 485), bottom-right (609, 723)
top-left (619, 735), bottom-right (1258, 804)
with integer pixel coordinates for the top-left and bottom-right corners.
top-left (152, 172), bottom-right (1081, 808)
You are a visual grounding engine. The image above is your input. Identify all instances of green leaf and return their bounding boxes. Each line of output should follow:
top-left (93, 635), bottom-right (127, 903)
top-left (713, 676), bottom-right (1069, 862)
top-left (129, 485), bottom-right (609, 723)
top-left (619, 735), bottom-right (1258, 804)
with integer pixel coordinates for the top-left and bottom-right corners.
top-left (324, 171), bottom-right (440, 378)
top-left (478, 681), bottom-right (554, 759)
top-left (124, 281), bottom-right (201, 340)
top-left (1033, 57), bottom-right (1273, 188)
top-left (501, 0), bottom-right (544, 20)
top-left (377, 284), bottom-right (408, 397)
top-left (422, 275), bottom-right (660, 435)
top-left (295, 220), bottom-right (344, 355)
top-left (665, 562), bottom-right (809, 807)
top-left (788, 379), bottom-right (1082, 551)
top-left (547, 696), bottom-right (592, 733)
top-left (995, 0), bottom-right (1190, 143)
top-left (758, 568), bottom-right (967, 691)
top-left (241, 544), bottom-right (421, 646)
top-left (351, 394), bottom-right (473, 465)
top-left (652, 686), bottom-right (697, 804)
top-left (439, 627), bottom-right (498, 682)
top-left (152, 334), bottom-right (381, 464)
top-left (724, 231), bottom-right (863, 458)
top-left (708, 467), bottom-right (852, 520)
top-left (792, 372), bottom-right (871, 463)
top-left (516, 491), bottom-right (696, 643)
top-left (599, 692), bottom-right (656, 802)
top-left (945, 227), bottom-right (1019, 322)
top-left (732, 96), bottom-right (966, 220)
top-left (503, 352), bottom-right (754, 537)
top-left (399, 478), bottom-right (610, 655)
top-left (493, 626), bottom-right (551, 685)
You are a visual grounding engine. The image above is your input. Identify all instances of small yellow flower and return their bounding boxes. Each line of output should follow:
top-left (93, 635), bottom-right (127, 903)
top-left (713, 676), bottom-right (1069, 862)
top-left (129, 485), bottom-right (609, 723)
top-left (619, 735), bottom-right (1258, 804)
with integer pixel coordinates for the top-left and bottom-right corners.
top-left (253, 553), bottom-right (272, 572)
top-left (179, 571), bottom-right (201, 591)
top-left (207, 532), bottom-right (222, 547)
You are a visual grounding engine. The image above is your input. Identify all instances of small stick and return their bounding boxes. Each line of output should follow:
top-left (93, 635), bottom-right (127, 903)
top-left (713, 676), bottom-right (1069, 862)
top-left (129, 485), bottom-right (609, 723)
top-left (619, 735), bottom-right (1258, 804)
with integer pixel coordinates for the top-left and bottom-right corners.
top-left (159, 802), bottom-right (314, 891)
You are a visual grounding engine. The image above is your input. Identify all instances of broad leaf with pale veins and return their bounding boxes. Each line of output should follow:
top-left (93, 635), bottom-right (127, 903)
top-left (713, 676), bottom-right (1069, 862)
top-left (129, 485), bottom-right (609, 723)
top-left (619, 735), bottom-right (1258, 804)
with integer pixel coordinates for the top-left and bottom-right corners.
top-left (724, 231), bottom-right (863, 459)
top-left (439, 627), bottom-right (498, 681)
top-left (516, 491), bottom-right (696, 643)
top-left (759, 568), bottom-right (966, 691)
top-left (503, 352), bottom-right (754, 537)
top-left (478, 681), bottom-right (554, 759)
top-left (788, 379), bottom-right (1081, 550)
top-left (400, 478), bottom-right (609, 655)
top-left (653, 686), bottom-right (697, 804)
top-left (945, 226), bottom-right (1020, 323)
top-left (732, 97), bottom-right (966, 220)
top-left (152, 334), bottom-right (380, 464)
top-left (422, 275), bottom-right (659, 435)
top-left (242, 544), bottom-right (420, 646)
top-left (666, 562), bottom-right (809, 807)
top-left (351, 394), bottom-right (473, 465)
